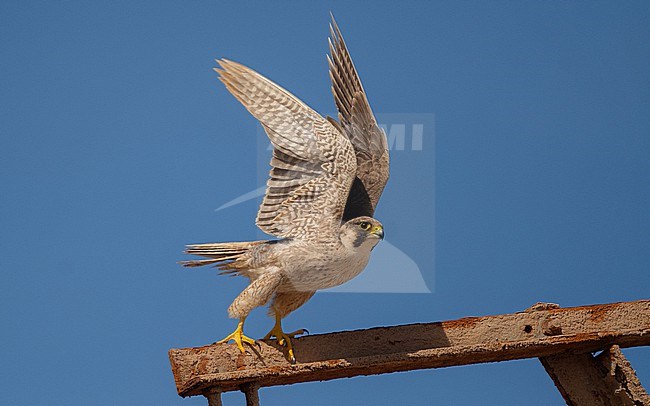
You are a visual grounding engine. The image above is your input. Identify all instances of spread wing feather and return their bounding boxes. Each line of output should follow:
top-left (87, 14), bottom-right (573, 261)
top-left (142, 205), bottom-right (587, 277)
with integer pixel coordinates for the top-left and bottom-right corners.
top-left (328, 16), bottom-right (390, 220)
top-left (216, 59), bottom-right (356, 240)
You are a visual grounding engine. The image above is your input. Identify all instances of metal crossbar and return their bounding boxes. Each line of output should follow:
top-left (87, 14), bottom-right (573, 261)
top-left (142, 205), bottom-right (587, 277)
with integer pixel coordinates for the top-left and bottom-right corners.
top-left (169, 300), bottom-right (650, 405)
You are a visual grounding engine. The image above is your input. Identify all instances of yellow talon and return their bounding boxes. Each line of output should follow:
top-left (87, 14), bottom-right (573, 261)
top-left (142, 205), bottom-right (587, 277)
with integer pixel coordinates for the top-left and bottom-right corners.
top-left (217, 318), bottom-right (256, 353)
top-left (263, 314), bottom-right (308, 363)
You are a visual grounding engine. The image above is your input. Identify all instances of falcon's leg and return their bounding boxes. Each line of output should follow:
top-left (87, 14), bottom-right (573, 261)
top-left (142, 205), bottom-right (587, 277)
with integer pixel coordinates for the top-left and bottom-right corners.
top-left (218, 269), bottom-right (284, 354)
top-left (216, 317), bottom-right (256, 353)
top-left (264, 291), bottom-right (315, 363)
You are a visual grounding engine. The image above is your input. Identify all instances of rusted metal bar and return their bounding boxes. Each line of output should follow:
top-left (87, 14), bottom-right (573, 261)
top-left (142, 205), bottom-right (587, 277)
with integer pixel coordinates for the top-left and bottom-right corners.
top-left (169, 300), bottom-right (650, 398)
top-left (541, 345), bottom-right (650, 406)
top-left (204, 390), bottom-right (222, 406)
top-left (241, 382), bottom-right (260, 406)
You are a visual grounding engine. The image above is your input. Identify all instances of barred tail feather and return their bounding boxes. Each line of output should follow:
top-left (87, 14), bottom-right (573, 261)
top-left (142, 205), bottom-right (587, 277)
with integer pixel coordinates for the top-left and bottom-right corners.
top-left (179, 240), bottom-right (267, 270)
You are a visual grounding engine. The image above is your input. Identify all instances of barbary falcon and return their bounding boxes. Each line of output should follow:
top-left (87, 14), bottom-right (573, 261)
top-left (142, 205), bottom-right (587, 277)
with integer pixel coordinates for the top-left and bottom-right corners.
top-left (182, 16), bottom-right (389, 363)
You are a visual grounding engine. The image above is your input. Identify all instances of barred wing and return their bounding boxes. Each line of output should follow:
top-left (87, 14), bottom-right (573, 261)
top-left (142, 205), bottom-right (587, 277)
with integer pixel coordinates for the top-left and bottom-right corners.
top-left (328, 16), bottom-right (390, 220)
top-left (216, 59), bottom-right (357, 240)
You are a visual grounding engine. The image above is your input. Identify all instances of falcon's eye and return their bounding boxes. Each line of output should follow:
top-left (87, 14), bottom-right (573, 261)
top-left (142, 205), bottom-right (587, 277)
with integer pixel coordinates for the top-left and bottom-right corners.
top-left (359, 221), bottom-right (371, 231)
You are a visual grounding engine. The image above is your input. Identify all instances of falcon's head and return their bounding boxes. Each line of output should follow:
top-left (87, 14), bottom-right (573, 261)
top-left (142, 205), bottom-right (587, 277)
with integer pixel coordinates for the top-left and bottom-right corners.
top-left (339, 216), bottom-right (384, 251)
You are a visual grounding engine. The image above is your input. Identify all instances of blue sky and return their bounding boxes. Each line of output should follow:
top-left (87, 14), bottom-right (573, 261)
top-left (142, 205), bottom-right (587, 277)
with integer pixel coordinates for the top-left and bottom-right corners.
top-left (1, 1), bottom-right (649, 405)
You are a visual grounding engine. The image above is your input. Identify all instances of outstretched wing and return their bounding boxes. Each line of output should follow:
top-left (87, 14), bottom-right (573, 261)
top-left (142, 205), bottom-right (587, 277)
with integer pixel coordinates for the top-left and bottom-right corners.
top-left (328, 15), bottom-right (390, 221)
top-left (216, 59), bottom-right (356, 240)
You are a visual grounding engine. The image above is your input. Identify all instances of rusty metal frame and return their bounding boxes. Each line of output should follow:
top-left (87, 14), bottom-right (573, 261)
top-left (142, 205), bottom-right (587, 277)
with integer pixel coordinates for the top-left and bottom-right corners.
top-left (169, 300), bottom-right (650, 405)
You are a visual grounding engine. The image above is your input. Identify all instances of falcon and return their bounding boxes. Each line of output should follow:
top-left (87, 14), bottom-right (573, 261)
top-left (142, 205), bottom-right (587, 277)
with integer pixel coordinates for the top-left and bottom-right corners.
top-left (182, 16), bottom-right (389, 363)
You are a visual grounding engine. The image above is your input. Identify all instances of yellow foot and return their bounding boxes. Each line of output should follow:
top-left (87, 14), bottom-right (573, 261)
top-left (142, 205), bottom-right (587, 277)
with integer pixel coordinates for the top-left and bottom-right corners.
top-left (217, 318), bottom-right (257, 353)
top-left (263, 327), bottom-right (309, 345)
top-left (263, 321), bottom-right (308, 364)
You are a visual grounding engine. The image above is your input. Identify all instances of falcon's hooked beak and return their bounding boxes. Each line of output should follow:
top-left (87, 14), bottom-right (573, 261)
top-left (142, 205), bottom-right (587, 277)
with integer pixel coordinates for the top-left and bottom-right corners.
top-left (371, 225), bottom-right (384, 239)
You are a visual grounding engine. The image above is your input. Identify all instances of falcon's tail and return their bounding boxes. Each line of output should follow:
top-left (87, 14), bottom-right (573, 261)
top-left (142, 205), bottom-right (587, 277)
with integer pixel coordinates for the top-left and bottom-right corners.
top-left (179, 240), bottom-right (267, 269)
